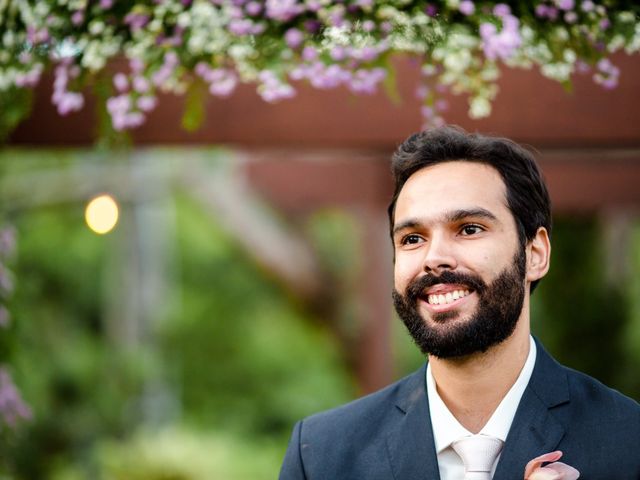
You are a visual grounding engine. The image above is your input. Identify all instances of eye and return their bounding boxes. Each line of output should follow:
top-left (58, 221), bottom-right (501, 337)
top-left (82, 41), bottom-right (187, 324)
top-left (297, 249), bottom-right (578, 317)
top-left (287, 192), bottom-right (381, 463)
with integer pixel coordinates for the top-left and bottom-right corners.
top-left (460, 224), bottom-right (484, 236)
top-left (401, 234), bottom-right (424, 245)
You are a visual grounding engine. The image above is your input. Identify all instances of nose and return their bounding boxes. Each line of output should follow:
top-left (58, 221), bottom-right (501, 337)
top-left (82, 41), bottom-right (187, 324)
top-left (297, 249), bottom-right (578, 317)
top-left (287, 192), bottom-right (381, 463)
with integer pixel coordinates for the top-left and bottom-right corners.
top-left (422, 233), bottom-right (457, 274)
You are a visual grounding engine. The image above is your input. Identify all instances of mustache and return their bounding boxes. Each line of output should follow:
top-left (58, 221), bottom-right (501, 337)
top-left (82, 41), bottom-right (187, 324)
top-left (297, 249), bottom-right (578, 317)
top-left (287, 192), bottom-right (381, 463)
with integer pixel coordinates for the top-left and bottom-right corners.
top-left (405, 270), bottom-right (487, 303)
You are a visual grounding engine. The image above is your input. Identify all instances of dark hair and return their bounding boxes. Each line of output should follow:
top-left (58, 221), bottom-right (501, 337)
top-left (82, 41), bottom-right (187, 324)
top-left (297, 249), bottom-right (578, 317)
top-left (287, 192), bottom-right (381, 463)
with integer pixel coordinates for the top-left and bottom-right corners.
top-left (388, 125), bottom-right (552, 293)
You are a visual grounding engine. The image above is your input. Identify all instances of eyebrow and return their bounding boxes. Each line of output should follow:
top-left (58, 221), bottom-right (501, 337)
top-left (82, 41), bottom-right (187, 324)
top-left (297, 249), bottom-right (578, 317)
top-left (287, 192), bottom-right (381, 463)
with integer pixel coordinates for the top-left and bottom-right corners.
top-left (392, 208), bottom-right (499, 237)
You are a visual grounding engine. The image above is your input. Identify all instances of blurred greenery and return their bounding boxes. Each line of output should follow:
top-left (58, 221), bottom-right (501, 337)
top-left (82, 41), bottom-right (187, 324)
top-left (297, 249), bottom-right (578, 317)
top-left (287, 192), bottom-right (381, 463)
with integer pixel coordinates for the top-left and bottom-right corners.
top-left (531, 216), bottom-right (639, 399)
top-left (0, 153), bottom-right (639, 479)
top-left (0, 155), bottom-right (355, 478)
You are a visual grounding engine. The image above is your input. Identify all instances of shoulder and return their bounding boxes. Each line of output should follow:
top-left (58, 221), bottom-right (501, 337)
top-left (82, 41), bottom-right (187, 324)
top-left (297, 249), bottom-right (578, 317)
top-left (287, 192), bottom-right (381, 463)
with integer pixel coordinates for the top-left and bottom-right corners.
top-left (562, 364), bottom-right (640, 420)
top-left (532, 339), bottom-right (639, 417)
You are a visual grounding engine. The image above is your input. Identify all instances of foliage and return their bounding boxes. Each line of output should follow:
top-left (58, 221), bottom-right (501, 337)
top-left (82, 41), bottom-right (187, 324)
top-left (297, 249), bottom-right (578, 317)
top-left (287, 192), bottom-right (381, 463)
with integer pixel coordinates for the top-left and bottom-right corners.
top-left (1, 0), bottom-right (639, 133)
top-left (53, 427), bottom-right (284, 480)
top-left (161, 194), bottom-right (354, 435)
top-left (530, 216), bottom-right (639, 400)
top-left (0, 154), bottom-right (354, 477)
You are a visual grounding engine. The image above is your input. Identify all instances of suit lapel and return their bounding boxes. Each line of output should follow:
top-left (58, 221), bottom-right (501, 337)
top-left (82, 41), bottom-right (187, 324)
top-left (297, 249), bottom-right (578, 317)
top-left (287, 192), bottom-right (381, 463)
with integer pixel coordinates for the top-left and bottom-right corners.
top-left (386, 364), bottom-right (441, 480)
top-left (493, 340), bottom-right (570, 480)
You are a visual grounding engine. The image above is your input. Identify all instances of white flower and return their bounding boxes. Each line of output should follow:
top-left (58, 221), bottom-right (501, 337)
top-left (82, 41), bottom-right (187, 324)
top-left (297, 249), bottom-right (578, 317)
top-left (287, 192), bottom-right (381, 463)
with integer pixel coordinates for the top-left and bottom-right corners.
top-left (470, 96), bottom-right (492, 118)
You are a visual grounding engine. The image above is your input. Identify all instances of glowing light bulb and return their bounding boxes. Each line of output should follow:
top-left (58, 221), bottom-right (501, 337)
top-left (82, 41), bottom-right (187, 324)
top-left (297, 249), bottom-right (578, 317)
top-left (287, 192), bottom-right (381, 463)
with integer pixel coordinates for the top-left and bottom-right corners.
top-left (85, 194), bottom-right (119, 234)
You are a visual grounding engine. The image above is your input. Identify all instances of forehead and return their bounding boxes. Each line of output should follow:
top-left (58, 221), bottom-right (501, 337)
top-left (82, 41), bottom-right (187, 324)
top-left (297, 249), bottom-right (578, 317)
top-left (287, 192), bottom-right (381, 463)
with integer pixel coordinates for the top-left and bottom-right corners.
top-left (395, 161), bottom-right (510, 222)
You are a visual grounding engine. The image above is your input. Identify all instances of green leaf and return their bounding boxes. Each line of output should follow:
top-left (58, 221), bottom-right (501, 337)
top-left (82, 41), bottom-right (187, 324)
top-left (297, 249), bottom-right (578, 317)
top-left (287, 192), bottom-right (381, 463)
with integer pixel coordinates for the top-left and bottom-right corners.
top-left (181, 82), bottom-right (207, 132)
top-left (382, 63), bottom-right (402, 106)
top-left (0, 88), bottom-right (33, 144)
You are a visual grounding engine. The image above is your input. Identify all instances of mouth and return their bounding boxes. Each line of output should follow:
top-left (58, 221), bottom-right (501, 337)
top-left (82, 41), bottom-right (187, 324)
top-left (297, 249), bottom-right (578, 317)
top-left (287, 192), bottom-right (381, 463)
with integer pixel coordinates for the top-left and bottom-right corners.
top-left (419, 284), bottom-right (475, 311)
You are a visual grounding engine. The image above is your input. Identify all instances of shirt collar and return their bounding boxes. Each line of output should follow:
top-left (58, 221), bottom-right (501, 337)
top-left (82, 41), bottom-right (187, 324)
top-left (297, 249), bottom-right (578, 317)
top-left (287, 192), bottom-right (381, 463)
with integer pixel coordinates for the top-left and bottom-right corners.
top-left (426, 336), bottom-right (537, 453)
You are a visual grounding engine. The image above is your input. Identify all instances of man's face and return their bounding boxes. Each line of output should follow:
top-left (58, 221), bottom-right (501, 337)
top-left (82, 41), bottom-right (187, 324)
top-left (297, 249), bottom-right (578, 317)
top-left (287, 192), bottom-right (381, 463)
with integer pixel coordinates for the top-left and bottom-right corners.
top-left (391, 161), bottom-right (527, 358)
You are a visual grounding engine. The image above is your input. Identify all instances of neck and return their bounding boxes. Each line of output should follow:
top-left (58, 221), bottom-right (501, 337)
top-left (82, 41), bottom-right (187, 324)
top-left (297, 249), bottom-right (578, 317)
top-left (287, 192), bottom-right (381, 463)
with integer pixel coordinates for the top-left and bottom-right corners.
top-left (429, 317), bottom-right (531, 434)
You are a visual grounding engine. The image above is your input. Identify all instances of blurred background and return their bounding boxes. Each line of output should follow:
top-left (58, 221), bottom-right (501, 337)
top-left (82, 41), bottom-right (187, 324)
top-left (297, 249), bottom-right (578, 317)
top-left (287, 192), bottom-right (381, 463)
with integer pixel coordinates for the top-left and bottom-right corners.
top-left (1, 50), bottom-right (640, 478)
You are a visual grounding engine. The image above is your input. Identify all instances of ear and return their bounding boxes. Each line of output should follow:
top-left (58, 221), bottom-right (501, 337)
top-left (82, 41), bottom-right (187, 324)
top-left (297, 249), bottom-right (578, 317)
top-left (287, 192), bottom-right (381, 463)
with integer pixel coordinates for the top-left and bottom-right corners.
top-left (526, 227), bottom-right (551, 283)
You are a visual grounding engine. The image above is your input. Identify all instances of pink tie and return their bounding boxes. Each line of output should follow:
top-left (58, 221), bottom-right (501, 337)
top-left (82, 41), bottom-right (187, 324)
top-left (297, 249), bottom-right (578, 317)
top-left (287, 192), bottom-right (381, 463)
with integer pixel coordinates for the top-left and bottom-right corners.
top-left (452, 435), bottom-right (504, 480)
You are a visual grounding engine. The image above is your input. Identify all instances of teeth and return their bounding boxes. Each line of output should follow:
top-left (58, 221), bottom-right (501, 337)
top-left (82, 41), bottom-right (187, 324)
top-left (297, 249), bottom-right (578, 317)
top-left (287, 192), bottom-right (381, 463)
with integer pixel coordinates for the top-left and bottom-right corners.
top-left (427, 289), bottom-right (470, 305)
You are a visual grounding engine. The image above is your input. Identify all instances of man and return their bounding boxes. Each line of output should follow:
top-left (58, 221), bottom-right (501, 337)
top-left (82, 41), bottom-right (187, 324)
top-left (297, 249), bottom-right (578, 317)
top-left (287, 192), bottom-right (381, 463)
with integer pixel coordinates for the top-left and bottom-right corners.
top-left (279, 126), bottom-right (640, 480)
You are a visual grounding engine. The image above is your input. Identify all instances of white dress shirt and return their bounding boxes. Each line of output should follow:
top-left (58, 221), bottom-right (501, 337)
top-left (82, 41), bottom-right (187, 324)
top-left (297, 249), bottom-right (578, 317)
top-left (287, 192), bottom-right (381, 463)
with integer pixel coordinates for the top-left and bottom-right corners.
top-left (426, 336), bottom-right (537, 480)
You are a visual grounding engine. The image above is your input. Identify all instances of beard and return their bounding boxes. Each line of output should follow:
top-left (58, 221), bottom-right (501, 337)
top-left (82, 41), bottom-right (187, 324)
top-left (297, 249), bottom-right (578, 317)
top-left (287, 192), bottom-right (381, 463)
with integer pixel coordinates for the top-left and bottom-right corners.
top-left (392, 248), bottom-right (527, 359)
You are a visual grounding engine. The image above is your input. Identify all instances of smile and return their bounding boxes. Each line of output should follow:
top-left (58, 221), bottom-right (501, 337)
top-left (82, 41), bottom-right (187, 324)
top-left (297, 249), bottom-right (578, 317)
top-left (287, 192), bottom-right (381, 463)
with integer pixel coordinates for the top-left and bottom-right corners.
top-left (427, 289), bottom-right (471, 305)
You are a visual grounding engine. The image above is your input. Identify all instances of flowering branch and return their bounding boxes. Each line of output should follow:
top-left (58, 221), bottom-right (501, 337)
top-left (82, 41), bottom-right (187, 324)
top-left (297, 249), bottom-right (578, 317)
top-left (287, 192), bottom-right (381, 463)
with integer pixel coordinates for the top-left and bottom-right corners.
top-left (1, 0), bottom-right (639, 132)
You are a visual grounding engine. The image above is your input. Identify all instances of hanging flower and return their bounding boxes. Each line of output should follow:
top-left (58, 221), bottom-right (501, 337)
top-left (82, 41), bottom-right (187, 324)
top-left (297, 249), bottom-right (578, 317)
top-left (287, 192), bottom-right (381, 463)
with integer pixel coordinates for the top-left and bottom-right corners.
top-left (0, 1), bottom-right (638, 132)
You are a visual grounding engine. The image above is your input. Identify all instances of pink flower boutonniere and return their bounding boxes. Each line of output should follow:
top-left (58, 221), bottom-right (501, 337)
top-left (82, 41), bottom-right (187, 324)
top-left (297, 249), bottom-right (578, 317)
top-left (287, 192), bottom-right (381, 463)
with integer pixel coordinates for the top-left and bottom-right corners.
top-left (524, 451), bottom-right (580, 480)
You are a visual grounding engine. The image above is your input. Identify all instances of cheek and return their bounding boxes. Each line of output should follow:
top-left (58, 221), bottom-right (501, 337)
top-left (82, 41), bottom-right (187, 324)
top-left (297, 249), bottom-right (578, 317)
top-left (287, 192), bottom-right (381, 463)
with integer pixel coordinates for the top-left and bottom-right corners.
top-left (393, 253), bottom-right (420, 291)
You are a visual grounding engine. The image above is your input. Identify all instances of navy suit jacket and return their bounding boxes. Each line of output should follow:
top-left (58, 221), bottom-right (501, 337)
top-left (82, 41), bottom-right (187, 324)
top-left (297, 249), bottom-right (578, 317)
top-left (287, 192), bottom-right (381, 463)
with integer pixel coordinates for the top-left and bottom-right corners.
top-left (280, 341), bottom-right (640, 479)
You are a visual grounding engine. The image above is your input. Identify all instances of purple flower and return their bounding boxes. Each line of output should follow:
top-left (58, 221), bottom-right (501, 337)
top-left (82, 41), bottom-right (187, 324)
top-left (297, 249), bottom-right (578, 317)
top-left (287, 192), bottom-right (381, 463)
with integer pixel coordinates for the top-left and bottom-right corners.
top-left (52, 65), bottom-right (85, 115)
top-left (493, 3), bottom-right (511, 17)
top-left (564, 11), bottom-right (577, 23)
top-left (285, 28), bottom-right (304, 49)
top-left (194, 62), bottom-right (210, 78)
top-left (306, 0), bottom-right (322, 11)
top-left (309, 63), bottom-right (351, 89)
top-left (594, 57), bottom-right (619, 89)
top-left (245, 1), bottom-right (262, 15)
top-left (425, 4), bottom-right (438, 17)
top-left (599, 18), bottom-right (610, 30)
top-left (361, 20), bottom-right (375, 32)
top-left (459, 1), bottom-right (475, 15)
top-left (378, 21), bottom-right (392, 34)
top-left (113, 73), bottom-right (129, 92)
top-left (14, 64), bottom-right (43, 88)
top-left (100, 0), bottom-right (114, 8)
top-left (535, 4), bottom-right (559, 20)
top-left (229, 19), bottom-right (255, 36)
top-left (265, 0), bottom-right (304, 21)
top-left (129, 58), bottom-right (145, 74)
top-left (71, 10), bottom-right (84, 26)
top-left (330, 46), bottom-right (347, 61)
top-left (107, 94), bottom-right (132, 116)
top-left (351, 46), bottom-right (379, 62)
top-left (108, 93), bottom-right (147, 130)
top-left (348, 68), bottom-right (386, 94)
top-left (302, 46), bottom-right (318, 61)
top-left (415, 85), bottom-right (430, 100)
top-left (258, 70), bottom-right (296, 102)
top-left (421, 105), bottom-right (434, 119)
top-left (0, 367), bottom-right (32, 429)
top-left (124, 12), bottom-right (150, 31)
top-left (556, 0), bottom-right (575, 11)
top-left (137, 96), bottom-right (157, 112)
top-left (480, 10), bottom-right (522, 61)
top-left (304, 19), bottom-right (321, 33)
top-left (328, 8), bottom-right (346, 27)
top-left (355, 0), bottom-right (373, 8)
top-left (132, 76), bottom-right (150, 93)
top-left (26, 26), bottom-right (50, 44)
top-left (18, 52), bottom-right (32, 64)
top-left (209, 69), bottom-right (238, 96)
top-left (420, 104), bottom-right (445, 129)
top-left (580, 0), bottom-right (594, 12)
top-left (435, 99), bottom-right (449, 112)
top-left (576, 60), bottom-right (590, 74)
